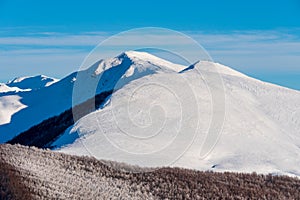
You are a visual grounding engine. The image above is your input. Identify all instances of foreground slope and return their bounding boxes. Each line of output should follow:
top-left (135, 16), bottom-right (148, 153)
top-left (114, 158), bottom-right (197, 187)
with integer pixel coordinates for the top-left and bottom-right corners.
top-left (1, 144), bottom-right (300, 199)
top-left (53, 53), bottom-right (300, 177)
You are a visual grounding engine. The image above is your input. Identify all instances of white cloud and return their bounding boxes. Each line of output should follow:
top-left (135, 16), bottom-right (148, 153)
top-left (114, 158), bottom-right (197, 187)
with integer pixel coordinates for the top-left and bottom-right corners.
top-left (0, 35), bottom-right (106, 46)
top-left (0, 29), bottom-right (299, 88)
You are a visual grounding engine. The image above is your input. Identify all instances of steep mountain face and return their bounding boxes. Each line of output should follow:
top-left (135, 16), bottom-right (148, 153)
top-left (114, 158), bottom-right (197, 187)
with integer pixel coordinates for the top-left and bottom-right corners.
top-left (53, 52), bottom-right (300, 177)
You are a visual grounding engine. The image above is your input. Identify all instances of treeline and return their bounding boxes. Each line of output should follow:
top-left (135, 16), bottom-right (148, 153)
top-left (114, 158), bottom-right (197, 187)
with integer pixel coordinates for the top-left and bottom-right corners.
top-left (7, 91), bottom-right (113, 148)
top-left (1, 144), bottom-right (300, 199)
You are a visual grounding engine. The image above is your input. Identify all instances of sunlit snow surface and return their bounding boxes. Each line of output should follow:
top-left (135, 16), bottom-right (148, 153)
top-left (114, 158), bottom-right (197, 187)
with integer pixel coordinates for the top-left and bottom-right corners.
top-left (0, 95), bottom-right (27, 125)
top-left (54, 51), bottom-right (300, 177)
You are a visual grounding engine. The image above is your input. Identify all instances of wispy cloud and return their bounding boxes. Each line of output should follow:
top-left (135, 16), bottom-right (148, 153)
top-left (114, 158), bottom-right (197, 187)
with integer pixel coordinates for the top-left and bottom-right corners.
top-left (0, 35), bottom-right (106, 46)
top-left (0, 28), bottom-right (299, 89)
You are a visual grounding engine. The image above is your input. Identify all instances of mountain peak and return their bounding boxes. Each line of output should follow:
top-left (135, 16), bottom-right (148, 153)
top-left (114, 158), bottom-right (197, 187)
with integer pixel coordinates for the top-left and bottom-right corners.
top-left (122, 51), bottom-right (158, 59)
top-left (92, 51), bottom-right (187, 78)
top-left (118, 51), bottom-right (187, 72)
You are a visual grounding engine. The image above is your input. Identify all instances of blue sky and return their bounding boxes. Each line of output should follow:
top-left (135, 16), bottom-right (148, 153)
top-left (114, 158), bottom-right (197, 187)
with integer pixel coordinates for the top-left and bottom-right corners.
top-left (0, 0), bottom-right (300, 90)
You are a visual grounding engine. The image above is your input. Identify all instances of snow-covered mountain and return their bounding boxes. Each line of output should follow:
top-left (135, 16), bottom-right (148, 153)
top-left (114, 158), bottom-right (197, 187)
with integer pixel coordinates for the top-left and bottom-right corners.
top-left (52, 51), bottom-right (300, 177)
top-left (0, 51), bottom-right (185, 143)
top-left (1, 51), bottom-right (300, 177)
top-left (7, 75), bottom-right (58, 90)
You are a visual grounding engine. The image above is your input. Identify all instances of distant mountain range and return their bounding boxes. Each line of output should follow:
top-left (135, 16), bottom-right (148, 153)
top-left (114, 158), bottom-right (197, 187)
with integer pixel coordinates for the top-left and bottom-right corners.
top-left (1, 51), bottom-right (300, 177)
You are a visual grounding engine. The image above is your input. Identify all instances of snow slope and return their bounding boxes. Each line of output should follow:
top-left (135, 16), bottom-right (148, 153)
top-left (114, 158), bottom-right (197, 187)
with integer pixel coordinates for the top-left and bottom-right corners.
top-left (54, 52), bottom-right (300, 177)
top-left (0, 51), bottom-right (185, 143)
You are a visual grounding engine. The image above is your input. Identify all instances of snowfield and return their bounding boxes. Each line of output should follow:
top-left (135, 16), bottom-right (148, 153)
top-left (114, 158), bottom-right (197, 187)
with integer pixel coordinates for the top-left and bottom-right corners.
top-left (51, 51), bottom-right (300, 177)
